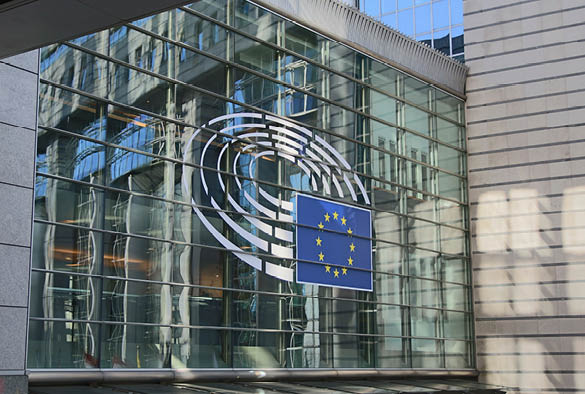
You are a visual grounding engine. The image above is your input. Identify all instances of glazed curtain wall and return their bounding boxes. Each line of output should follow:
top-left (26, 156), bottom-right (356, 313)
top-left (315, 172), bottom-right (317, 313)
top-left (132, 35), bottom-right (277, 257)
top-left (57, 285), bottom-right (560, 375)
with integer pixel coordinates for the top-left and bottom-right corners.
top-left (29, 0), bottom-right (471, 370)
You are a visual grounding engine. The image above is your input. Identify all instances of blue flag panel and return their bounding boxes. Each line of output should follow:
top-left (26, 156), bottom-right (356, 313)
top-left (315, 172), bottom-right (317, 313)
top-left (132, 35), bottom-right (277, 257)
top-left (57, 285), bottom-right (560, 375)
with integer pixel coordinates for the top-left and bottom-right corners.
top-left (296, 194), bottom-right (373, 291)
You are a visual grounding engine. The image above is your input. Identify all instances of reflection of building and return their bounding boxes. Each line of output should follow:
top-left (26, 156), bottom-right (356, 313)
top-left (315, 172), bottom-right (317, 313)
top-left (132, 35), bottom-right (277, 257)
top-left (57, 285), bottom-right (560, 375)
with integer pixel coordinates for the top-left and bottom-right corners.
top-left (3, 0), bottom-right (584, 393)
top-left (353, 0), bottom-right (464, 61)
top-left (27, 0), bottom-right (471, 376)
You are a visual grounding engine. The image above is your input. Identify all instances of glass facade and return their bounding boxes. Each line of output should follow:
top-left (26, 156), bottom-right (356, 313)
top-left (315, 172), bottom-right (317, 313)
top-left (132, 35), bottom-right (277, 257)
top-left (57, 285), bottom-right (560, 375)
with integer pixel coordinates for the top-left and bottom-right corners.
top-left (29, 0), bottom-right (471, 371)
top-left (358, 0), bottom-right (464, 61)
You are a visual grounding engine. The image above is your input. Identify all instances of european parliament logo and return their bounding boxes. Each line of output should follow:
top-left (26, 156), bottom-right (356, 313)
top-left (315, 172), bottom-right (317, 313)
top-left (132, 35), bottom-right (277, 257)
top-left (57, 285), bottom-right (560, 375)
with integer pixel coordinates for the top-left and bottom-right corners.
top-left (296, 194), bottom-right (373, 291)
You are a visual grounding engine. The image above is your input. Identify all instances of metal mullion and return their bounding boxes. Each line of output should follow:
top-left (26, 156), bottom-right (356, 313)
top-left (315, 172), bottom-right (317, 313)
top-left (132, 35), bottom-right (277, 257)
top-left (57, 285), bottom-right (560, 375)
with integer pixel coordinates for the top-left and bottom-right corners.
top-left (38, 116), bottom-right (469, 214)
top-left (34, 196), bottom-right (470, 261)
top-left (62, 40), bottom-right (468, 180)
top-left (31, 214), bottom-right (473, 286)
top-left (178, 4), bottom-right (467, 124)
top-left (28, 316), bottom-right (473, 342)
top-left (36, 124), bottom-right (470, 230)
top-left (36, 167), bottom-right (469, 245)
top-left (126, 20), bottom-right (468, 162)
top-left (32, 267), bottom-right (472, 315)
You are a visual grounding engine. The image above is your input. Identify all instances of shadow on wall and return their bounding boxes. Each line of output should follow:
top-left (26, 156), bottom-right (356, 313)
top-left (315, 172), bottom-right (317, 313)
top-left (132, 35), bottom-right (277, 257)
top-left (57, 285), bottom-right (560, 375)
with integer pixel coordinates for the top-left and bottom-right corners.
top-left (473, 186), bottom-right (585, 392)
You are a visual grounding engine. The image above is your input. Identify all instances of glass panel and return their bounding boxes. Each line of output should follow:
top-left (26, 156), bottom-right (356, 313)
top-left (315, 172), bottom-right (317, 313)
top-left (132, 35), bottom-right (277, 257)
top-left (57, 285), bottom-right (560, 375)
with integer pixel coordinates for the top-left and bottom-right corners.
top-left (30, 271), bottom-right (101, 321)
top-left (234, 0), bottom-right (279, 44)
top-left (432, 0), bottom-right (449, 30)
top-left (32, 0), bottom-right (471, 371)
top-left (32, 224), bottom-right (103, 275)
top-left (437, 143), bottom-right (462, 174)
top-left (404, 105), bottom-right (430, 135)
top-left (411, 339), bottom-right (442, 368)
top-left (445, 340), bottom-right (472, 369)
top-left (436, 117), bottom-right (462, 147)
top-left (171, 328), bottom-right (230, 368)
top-left (382, 0), bottom-right (397, 14)
top-left (101, 323), bottom-right (171, 368)
top-left (414, 4), bottom-right (431, 35)
top-left (450, 0), bottom-right (463, 26)
top-left (28, 320), bottom-right (100, 368)
top-left (436, 90), bottom-right (464, 123)
top-left (397, 9), bottom-right (414, 36)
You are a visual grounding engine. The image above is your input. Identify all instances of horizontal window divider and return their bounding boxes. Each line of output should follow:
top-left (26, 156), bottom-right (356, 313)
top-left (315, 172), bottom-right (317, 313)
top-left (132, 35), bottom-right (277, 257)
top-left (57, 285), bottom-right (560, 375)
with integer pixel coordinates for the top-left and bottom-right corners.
top-left (124, 21), bottom-right (467, 159)
top-left (60, 41), bottom-right (467, 177)
top-left (177, 5), bottom-right (466, 126)
top-left (28, 316), bottom-right (472, 342)
top-left (31, 266), bottom-right (473, 312)
top-left (34, 205), bottom-right (470, 263)
top-left (36, 124), bottom-right (470, 228)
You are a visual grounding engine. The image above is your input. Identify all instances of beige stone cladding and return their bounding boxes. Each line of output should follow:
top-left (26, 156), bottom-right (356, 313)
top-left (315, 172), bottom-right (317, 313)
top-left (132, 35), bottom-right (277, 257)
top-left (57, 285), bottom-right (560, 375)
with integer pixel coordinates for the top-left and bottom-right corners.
top-left (465, 0), bottom-right (585, 392)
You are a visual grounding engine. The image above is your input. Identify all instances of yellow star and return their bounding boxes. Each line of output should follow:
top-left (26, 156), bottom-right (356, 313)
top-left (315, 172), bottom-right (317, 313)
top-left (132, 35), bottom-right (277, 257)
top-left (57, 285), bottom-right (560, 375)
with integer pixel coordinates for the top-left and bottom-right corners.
top-left (347, 228), bottom-right (353, 235)
top-left (349, 243), bottom-right (355, 252)
top-left (318, 252), bottom-right (324, 261)
top-left (325, 265), bottom-right (331, 273)
top-left (316, 237), bottom-right (322, 246)
top-left (333, 269), bottom-right (339, 278)
top-left (333, 211), bottom-right (339, 220)
top-left (347, 257), bottom-right (353, 265)
top-left (341, 216), bottom-right (347, 225)
top-left (324, 213), bottom-right (330, 222)
top-left (342, 268), bottom-right (347, 275)
top-left (318, 222), bottom-right (324, 229)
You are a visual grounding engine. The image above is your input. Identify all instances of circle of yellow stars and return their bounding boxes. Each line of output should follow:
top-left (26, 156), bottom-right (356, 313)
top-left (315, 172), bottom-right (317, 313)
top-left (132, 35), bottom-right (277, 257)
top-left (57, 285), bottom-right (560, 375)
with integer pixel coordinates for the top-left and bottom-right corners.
top-left (315, 210), bottom-right (356, 279)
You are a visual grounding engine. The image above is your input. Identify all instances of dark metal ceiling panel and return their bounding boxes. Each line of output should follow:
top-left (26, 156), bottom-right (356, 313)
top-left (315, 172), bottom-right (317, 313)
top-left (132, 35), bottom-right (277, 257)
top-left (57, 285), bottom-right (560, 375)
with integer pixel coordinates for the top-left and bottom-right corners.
top-left (0, 0), bottom-right (191, 59)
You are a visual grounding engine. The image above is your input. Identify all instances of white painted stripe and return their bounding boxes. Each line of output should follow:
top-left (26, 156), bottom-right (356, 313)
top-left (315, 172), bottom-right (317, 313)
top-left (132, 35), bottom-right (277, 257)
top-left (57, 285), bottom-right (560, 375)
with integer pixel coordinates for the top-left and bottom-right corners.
top-left (343, 173), bottom-right (358, 201)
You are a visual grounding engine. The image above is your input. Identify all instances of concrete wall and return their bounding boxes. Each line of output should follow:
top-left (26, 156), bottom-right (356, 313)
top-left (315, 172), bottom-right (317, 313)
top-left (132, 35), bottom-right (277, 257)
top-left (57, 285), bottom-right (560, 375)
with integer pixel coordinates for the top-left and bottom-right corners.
top-left (0, 50), bottom-right (39, 394)
top-left (464, 0), bottom-right (585, 392)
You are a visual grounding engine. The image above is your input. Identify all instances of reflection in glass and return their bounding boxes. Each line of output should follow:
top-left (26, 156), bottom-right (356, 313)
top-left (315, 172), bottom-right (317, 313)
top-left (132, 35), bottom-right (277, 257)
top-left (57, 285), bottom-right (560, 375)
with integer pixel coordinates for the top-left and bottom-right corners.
top-left (31, 0), bottom-right (471, 371)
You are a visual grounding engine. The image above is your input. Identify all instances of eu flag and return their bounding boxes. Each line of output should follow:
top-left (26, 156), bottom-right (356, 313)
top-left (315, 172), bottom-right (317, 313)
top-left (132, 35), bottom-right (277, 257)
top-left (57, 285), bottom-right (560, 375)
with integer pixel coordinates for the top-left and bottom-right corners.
top-left (296, 194), bottom-right (373, 291)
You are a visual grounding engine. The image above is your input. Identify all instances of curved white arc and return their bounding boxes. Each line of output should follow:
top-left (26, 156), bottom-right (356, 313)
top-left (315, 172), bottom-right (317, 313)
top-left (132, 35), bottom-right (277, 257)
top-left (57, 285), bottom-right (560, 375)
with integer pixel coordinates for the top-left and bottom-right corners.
top-left (191, 197), bottom-right (262, 270)
top-left (265, 262), bottom-right (294, 282)
top-left (219, 123), bottom-right (267, 135)
top-left (271, 134), bottom-right (303, 150)
top-left (321, 174), bottom-right (331, 195)
top-left (301, 156), bottom-right (321, 177)
top-left (315, 134), bottom-right (351, 170)
top-left (199, 134), bottom-right (217, 194)
top-left (309, 141), bottom-right (337, 168)
top-left (331, 174), bottom-right (344, 198)
top-left (274, 143), bottom-right (298, 156)
top-left (210, 197), bottom-right (270, 252)
top-left (217, 142), bottom-right (230, 191)
top-left (343, 173), bottom-right (358, 202)
top-left (233, 151), bottom-right (242, 189)
top-left (354, 173), bottom-right (371, 205)
top-left (268, 125), bottom-right (308, 144)
top-left (265, 115), bottom-right (312, 137)
top-left (238, 132), bottom-right (269, 139)
top-left (209, 112), bottom-right (262, 125)
top-left (275, 227), bottom-right (293, 242)
top-left (227, 194), bottom-right (288, 243)
top-left (244, 190), bottom-right (276, 219)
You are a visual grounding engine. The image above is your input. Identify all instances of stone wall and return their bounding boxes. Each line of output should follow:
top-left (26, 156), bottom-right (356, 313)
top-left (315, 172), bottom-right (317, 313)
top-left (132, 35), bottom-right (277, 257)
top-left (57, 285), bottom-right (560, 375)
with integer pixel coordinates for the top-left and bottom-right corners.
top-left (465, 0), bottom-right (585, 392)
top-left (0, 50), bottom-right (39, 394)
